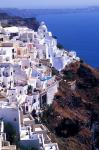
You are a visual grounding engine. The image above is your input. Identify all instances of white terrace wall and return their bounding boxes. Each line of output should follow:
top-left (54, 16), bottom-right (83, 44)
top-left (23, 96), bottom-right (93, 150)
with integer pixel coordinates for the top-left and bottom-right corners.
top-left (47, 81), bottom-right (59, 105)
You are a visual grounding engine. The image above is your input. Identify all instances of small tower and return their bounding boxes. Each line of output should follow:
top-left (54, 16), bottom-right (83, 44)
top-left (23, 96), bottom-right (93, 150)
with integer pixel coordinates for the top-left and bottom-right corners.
top-left (0, 22), bottom-right (4, 34)
top-left (38, 21), bottom-right (48, 33)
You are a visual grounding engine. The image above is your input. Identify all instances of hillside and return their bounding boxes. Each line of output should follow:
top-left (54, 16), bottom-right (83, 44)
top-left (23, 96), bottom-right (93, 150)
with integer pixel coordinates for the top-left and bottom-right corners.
top-left (0, 12), bottom-right (39, 30)
top-left (41, 61), bottom-right (99, 150)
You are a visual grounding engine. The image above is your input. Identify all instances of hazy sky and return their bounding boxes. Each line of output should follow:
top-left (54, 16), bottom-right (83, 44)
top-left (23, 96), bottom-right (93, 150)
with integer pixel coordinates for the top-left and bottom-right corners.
top-left (0, 0), bottom-right (99, 8)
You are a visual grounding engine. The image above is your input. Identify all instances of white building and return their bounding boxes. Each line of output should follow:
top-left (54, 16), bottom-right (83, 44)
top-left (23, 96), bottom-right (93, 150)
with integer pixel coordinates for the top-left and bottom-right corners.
top-left (0, 21), bottom-right (81, 150)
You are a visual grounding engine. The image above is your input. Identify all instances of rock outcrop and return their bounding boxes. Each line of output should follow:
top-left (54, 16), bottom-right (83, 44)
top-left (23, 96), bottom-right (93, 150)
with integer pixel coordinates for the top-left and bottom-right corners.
top-left (41, 62), bottom-right (99, 150)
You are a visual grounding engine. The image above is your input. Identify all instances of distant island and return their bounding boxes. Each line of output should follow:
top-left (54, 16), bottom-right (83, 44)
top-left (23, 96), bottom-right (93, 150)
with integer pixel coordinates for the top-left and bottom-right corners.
top-left (0, 11), bottom-right (39, 30)
top-left (1, 6), bottom-right (99, 17)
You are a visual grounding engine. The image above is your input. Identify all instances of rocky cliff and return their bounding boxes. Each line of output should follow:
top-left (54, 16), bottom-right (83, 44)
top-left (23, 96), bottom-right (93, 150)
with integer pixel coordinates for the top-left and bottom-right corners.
top-left (42, 61), bottom-right (99, 150)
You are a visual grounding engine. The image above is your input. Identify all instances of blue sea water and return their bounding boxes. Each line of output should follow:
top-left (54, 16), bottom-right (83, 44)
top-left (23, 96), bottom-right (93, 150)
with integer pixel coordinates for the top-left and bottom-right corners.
top-left (37, 12), bottom-right (99, 68)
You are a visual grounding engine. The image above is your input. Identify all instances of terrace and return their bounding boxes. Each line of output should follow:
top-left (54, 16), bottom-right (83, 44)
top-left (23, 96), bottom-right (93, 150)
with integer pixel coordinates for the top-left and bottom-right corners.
top-left (22, 114), bottom-right (35, 126)
top-left (44, 144), bottom-right (59, 150)
top-left (1, 140), bottom-right (16, 150)
top-left (20, 126), bottom-right (39, 141)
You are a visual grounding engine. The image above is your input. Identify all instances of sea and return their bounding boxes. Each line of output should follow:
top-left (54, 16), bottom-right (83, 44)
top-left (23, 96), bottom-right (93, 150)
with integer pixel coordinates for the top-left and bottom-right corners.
top-left (37, 12), bottom-right (99, 68)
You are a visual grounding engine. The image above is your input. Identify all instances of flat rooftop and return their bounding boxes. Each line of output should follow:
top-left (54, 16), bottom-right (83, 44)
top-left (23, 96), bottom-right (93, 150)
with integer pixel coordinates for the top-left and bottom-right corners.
top-left (44, 144), bottom-right (59, 150)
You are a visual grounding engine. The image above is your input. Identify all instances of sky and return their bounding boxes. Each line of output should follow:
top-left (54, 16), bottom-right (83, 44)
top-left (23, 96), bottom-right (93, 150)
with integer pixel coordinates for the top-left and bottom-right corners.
top-left (0, 0), bottom-right (99, 8)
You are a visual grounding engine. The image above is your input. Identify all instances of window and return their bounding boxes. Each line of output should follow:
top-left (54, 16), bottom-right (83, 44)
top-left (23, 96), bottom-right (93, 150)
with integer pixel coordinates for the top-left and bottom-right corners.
top-left (26, 106), bottom-right (28, 111)
top-left (33, 99), bottom-right (36, 103)
top-left (20, 91), bottom-right (22, 94)
top-left (12, 49), bottom-right (14, 53)
top-left (0, 38), bottom-right (3, 41)
top-left (12, 55), bottom-right (14, 59)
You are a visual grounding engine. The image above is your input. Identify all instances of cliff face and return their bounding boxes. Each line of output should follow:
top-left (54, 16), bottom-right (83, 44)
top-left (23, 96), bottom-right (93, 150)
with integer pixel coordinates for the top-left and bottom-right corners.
top-left (0, 12), bottom-right (39, 31)
top-left (42, 62), bottom-right (99, 150)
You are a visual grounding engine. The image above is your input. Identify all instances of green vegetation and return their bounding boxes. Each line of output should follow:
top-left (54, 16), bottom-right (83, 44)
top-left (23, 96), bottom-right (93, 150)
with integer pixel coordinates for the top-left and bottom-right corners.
top-left (63, 70), bottom-right (75, 80)
top-left (52, 35), bottom-right (57, 39)
top-left (80, 59), bottom-right (84, 63)
top-left (52, 67), bottom-right (59, 76)
top-left (41, 105), bottom-right (55, 131)
top-left (55, 118), bottom-right (80, 138)
top-left (57, 43), bottom-right (64, 49)
top-left (4, 122), bottom-right (17, 144)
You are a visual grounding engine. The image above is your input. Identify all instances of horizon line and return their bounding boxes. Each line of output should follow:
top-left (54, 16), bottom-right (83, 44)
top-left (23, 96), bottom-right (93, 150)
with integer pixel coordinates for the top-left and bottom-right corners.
top-left (0, 5), bottom-right (99, 9)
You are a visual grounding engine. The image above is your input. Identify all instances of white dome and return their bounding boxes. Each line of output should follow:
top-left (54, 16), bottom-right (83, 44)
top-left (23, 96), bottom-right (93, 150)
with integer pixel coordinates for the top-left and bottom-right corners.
top-left (40, 21), bottom-right (45, 26)
top-left (39, 21), bottom-right (48, 32)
